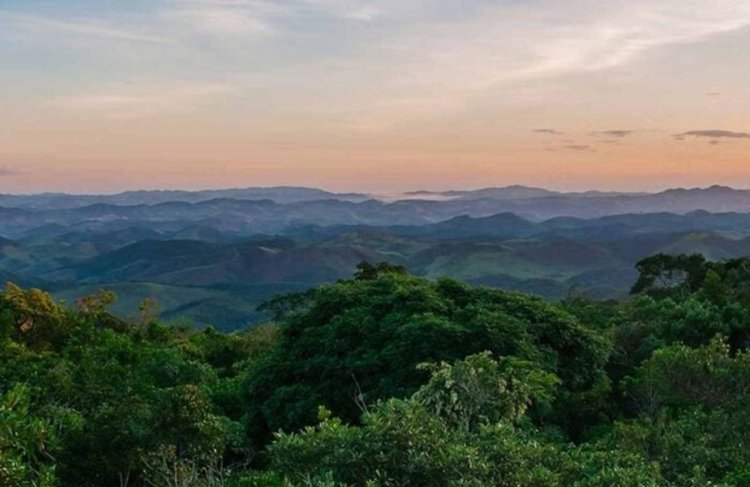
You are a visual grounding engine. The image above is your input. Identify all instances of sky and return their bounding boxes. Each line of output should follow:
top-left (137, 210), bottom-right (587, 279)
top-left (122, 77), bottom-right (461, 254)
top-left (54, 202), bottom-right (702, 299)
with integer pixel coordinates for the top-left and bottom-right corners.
top-left (1, 0), bottom-right (750, 194)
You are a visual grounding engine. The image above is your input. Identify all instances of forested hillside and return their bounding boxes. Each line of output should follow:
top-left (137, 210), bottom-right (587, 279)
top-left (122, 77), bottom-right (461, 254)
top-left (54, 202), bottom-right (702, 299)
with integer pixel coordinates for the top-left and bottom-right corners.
top-left (3, 256), bottom-right (750, 486)
top-left (9, 199), bottom-right (750, 328)
top-left (6, 186), bottom-right (750, 328)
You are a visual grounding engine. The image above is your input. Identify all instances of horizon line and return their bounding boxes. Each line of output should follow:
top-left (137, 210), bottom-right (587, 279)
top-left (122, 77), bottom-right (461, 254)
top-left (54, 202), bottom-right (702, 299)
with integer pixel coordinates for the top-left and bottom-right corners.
top-left (0, 183), bottom-right (748, 198)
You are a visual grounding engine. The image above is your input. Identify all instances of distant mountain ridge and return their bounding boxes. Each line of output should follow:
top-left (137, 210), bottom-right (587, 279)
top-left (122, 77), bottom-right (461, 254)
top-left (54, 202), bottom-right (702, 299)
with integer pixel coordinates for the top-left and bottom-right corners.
top-left (1, 184), bottom-right (747, 210)
top-left (0, 186), bottom-right (370, 209)
top-left (405, 185), bottom-right (642, 200)
top-left (3, 184), bottom-right (750, 328)
top-left (3, 185), bottom-right (750, 239)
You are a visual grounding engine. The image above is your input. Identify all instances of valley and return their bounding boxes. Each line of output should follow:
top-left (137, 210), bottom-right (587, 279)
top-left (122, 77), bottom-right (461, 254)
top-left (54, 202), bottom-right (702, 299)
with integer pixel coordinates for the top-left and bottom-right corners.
top-left (4, 185), bottom-right (750, 329)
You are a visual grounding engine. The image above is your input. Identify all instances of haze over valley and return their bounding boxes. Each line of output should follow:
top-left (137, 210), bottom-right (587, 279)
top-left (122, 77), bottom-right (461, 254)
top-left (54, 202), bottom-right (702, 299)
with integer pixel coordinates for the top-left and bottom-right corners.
top-left (3, 184), bottom-right (750, 328)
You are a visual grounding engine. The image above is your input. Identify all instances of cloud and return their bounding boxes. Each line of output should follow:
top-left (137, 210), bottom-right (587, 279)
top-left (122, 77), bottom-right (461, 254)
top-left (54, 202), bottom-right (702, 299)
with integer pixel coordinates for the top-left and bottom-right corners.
top-left (0, 12), bottom-right (171, 44)
top-left (0, 3), bottom-right (282, 52)
top-left (0, 0), bottom-right (379, 53)
top-left (172, 9), bottom-right (271, 35)
top-left (592, 130), bottom-right (633, 138)
top-left (675, 130), bottom-right (750, 140)
top-left (169, 0), bottom-right (380, 29)
top-left (563, 144), bottom-right (594, 151)
top-left (5, 0), bottom-right (750, 134)
top-left (48, 82), bottom-right (237, 119)
top-left (163, 1), bottom-right (281, 37)
top-left (340, 0), bottom-right (750, 129)
top-left (534, 129), bottom-right (563, 135)
top-left (0, 167), bottom-right (19, 177)
top-left (343, 6), bottom-right (380, 22)
top-left (299, 0), bottom-right (381, 22)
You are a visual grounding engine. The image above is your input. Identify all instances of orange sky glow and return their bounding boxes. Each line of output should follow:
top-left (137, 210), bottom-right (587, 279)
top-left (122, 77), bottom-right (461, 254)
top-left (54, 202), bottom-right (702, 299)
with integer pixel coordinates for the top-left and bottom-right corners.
top-left (1, 0), bottom-right (749, 193)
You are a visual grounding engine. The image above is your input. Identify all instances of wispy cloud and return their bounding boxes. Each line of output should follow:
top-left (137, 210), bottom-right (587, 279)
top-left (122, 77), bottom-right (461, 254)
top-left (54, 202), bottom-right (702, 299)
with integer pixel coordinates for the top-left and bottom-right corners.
top-left (0, 12), bottom-right (171, 44)
top-left (592, 130), bottom-right (634, 138)
top-left (48, 82), bottom-right (237, 119)
top-left (162, 0), bottom-right (282, 37)
top-left (346, 0), bottom-right (750, 128)
top-left (5, 0), bottom-right (750, 139)
top-left (564, 144), bottom-right (594, 151)
top-left (343, 6), bottom-right (379, 22)
top-left (512, 1), bottom-right (750, 78)
top-left (0, 0), bottom-right (381, 53)
top-left (299, 0), bottom-right (381, 22)
top-left (166, 0), bottom-right (380, 32)
top-left (0, 167), bottom-right (19, 177)
top-left (675, 130), bottom-right (750, 140)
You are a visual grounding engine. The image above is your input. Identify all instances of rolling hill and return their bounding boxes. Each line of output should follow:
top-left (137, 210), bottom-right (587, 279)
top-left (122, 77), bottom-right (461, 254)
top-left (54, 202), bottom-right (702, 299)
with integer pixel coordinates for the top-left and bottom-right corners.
top-left (4, 185), bottom-right (750, 329)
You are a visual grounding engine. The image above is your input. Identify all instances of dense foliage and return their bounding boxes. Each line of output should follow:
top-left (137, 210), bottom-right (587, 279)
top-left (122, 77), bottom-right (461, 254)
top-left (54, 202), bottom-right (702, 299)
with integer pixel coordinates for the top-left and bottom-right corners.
top-left (247, 265), bottom-right (609, 446)
top-left (3, 257), bottom-right (750, 486)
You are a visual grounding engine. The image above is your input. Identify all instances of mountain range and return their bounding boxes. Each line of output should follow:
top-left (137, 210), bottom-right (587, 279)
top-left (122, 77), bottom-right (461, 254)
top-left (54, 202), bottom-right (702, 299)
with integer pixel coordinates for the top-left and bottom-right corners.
top-left (4, 184), bottom-right (750, 329)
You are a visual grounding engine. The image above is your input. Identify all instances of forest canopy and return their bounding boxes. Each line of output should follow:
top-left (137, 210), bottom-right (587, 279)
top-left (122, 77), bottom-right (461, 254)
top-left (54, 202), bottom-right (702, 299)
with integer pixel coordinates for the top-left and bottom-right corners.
top-left (3, 256), bottom-right (750, 486)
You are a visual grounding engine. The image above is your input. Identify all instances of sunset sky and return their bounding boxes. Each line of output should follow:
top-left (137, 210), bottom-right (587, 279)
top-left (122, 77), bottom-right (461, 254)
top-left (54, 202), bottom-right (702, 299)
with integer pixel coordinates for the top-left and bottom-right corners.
top-left (2, 0), bottom-right (750, 194)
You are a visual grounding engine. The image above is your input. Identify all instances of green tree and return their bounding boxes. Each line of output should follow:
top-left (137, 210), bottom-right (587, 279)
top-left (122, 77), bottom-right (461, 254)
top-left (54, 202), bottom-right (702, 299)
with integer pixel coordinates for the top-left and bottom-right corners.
top-left (2, 283), bottom-right (72, 350)
top-left (265, 353), bottom-right (662, 487)
top-left (414, 352), bottom-right (559, 430)
top-left (0, 384), bottom-right (57, 487)
top-left (245, 272), bottom-right (610, 446)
